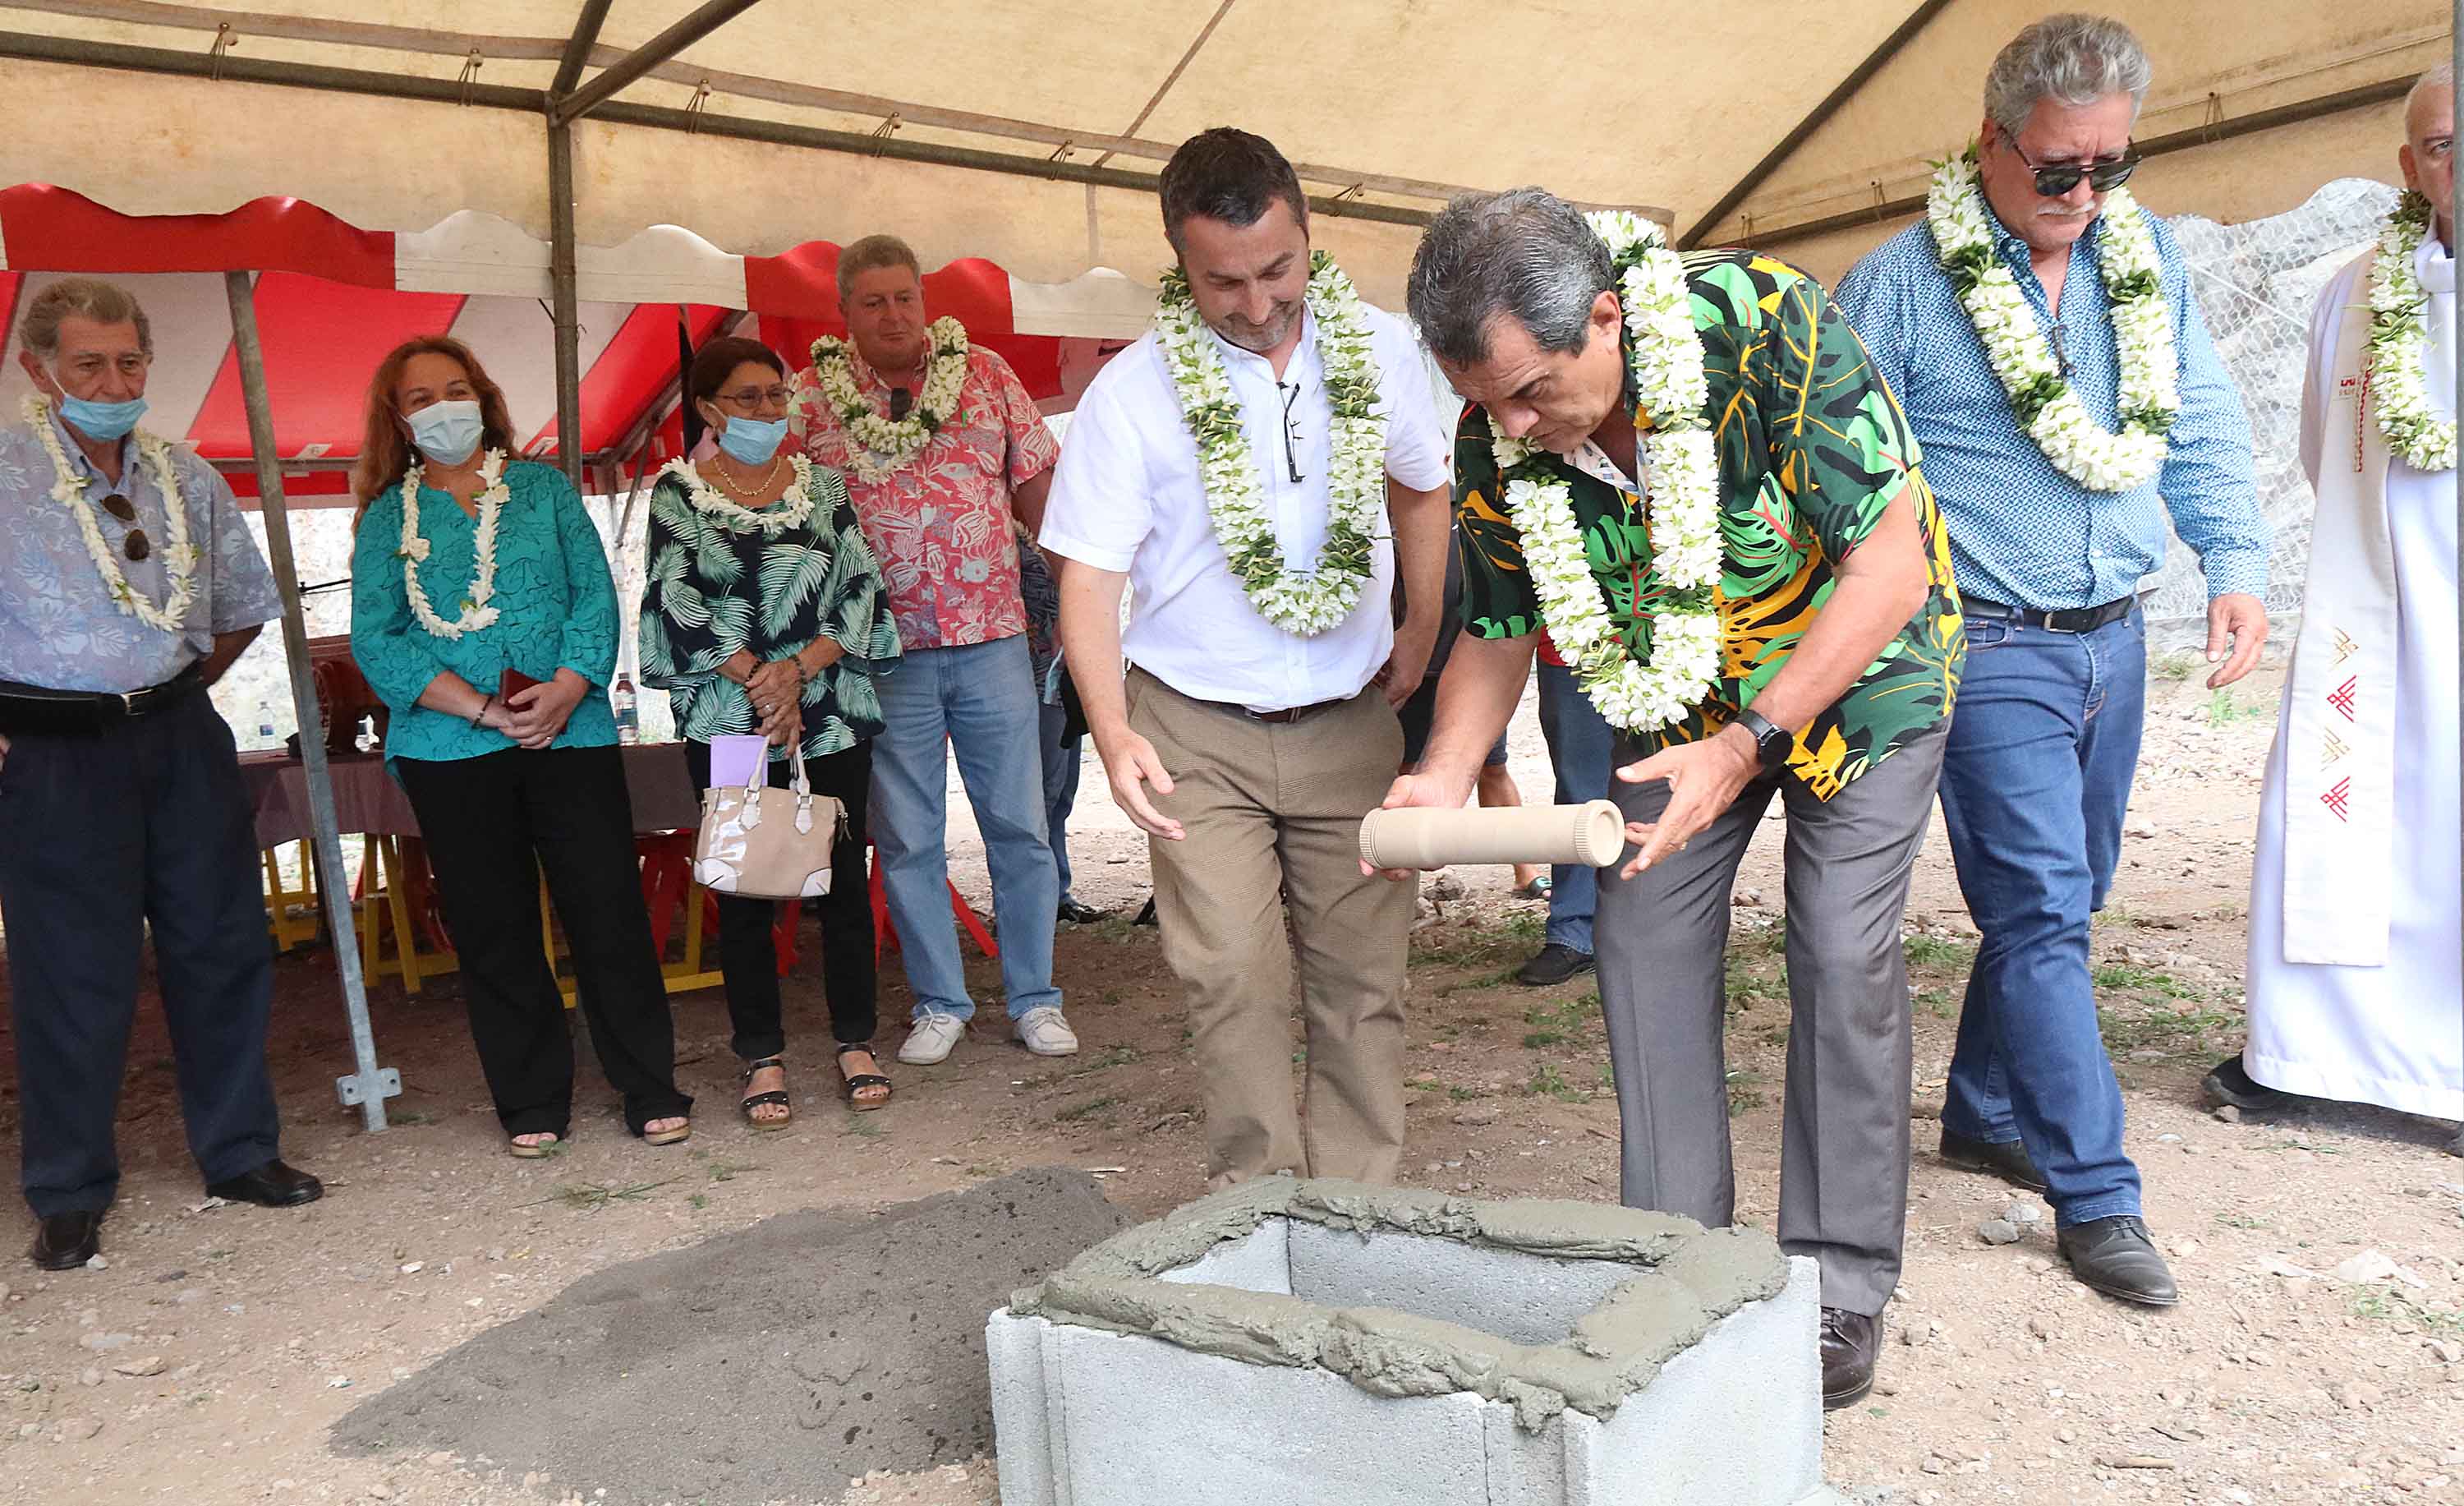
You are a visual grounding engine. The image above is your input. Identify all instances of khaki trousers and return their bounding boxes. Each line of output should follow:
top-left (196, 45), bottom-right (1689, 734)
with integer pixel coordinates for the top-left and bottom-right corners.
top-left (1129, 668), bottom-right (1416, 1186)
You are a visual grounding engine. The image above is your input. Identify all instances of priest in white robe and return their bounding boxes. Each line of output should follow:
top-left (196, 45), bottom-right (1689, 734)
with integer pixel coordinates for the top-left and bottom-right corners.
top-left (2208, 65), bottom-right (2464, 1131)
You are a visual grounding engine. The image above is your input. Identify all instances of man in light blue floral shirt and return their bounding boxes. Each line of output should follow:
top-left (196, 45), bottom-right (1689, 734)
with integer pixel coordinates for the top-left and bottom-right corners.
top-left (0, 278), bottom-right (321, 1273)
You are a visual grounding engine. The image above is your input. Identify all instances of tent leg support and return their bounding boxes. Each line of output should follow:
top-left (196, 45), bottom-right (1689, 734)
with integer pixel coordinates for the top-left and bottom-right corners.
top-left (221, 269), bottom-right (398, 1132)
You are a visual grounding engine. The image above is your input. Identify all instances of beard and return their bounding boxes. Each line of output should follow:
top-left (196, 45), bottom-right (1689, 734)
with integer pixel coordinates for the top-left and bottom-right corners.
top-left (1211, 301), bottom-right (1301, 355)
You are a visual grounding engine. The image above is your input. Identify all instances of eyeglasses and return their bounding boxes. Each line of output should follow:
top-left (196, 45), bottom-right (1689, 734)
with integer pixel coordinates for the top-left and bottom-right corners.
top-left (99, 494), bottom-right (150, 561)
top-left (2007, 140), bottom-right (2140, 197)
top-left (715, 385), bottom-right (795, 410)
top-left (887, 388), bottom-right (913, 422)
top-left (1277, 380), bottom-right (1305, 485)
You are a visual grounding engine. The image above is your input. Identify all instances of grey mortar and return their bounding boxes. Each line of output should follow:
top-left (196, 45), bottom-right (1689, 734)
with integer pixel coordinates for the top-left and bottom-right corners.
top-left (1006, 1177), bottom-right (1789, 1430)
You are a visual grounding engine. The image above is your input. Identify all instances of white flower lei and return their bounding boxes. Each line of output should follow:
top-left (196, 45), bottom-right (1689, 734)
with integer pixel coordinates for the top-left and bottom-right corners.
top-left (809, 316), bottom-right (970, 484)
top-left (398, 449), bottom-right (508, 640)
top-left (659, 453), bottom-right (819, 535)
top-left (2366, 189), bottom-right (2457, 472)
top-left (1155, 251), bottom-right (1390, 636)
top-left (1924, 150), bottom-right (2178, 492)
top-left (22, 394), bottom-right (198, 634)
top-left (1482, 212), bottom-right (1724, 736)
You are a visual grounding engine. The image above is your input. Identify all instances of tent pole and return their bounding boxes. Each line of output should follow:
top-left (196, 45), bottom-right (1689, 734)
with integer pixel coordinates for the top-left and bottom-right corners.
top-left (548, 117), bottom-right (585, 496)
top-left (1677, 0), bottom-right (1952, 249)
top-left (549, 0), bottom-right (765, 127)
top-left (2449, 12), bottom-right (2462, 1158)
top-left (220, 269), bottom-right (398, 1132)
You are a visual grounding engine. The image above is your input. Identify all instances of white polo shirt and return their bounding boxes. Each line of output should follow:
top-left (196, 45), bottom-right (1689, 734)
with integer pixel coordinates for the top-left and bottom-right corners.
top-left (1041, 302), bottom-right (1450, 711)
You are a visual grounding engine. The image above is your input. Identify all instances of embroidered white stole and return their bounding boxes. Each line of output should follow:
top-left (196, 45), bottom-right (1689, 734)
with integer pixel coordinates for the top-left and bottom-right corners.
top-left (2278, 265), bottom-right (2407, 965)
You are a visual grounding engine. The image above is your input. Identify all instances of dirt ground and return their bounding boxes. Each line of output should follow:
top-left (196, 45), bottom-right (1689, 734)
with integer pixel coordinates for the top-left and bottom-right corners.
top-left (2, 656), bottom-right (2460, 1506)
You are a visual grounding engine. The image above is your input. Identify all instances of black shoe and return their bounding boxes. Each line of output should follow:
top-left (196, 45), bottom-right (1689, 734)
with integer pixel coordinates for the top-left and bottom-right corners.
top-left (205, 1159), bottom-right (324, 1209)
top-left (1058, 899), bottom-right (1107, 926)
top-left (1938, 1128), bottom-right (2048, 1194)
top-left (1514, 943), bottom-right (1596, 988)
top-left (2057, 1215), bottom-right (2179, 1306)
top-left (1819, 1307), bottom-right (1881, 1409)
top-left (2203, 1053), bottom-right (2299, 1113)
top-left (30, 1210), bottom-right (102, 1271)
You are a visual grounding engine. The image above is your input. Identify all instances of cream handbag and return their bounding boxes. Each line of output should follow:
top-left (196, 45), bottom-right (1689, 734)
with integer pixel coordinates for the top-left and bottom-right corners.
top-left (692, 744), bottom-right (845, 900)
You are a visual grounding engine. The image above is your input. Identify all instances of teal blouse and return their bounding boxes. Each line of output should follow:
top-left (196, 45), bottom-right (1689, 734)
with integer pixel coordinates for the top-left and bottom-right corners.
top-left (351, 458), bottom-right (619, 764)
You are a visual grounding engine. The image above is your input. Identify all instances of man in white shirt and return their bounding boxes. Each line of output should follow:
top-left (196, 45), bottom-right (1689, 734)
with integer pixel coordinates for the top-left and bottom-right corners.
top-left (1044, 128), bottom-right (1451, 1186)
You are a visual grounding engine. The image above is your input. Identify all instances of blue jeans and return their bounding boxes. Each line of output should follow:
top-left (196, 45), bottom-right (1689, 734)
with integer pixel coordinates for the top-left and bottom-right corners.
top-left (1538, 662), bottom-right (1615, 955)
top-left (870, 637), bottom-right (1061, 1024)
top-left (1038, 698), bottom-right (1083, 905)
top-left (1936, 606), bottom-right (2145, 1227)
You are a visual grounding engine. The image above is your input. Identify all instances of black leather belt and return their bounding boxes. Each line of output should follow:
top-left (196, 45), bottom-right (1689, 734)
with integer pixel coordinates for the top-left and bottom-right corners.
top-left (1131, 664), bottom-right (1347, 725)
top-left (1965, 596), bottom-right (2135, 634)
top-left (1207, 694), bottom-right (1346, 725)
top-left (0, 665), bottom-right (205, 735)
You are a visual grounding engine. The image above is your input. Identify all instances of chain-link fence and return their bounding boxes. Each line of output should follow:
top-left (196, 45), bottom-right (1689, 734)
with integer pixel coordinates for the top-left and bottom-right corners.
top-left (2149, 177), bottom-right (2399, 634)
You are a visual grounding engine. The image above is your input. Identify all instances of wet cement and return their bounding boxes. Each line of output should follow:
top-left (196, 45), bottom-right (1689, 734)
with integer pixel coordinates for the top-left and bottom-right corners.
top-left (334, 1168), bottom-right (1130, 1504)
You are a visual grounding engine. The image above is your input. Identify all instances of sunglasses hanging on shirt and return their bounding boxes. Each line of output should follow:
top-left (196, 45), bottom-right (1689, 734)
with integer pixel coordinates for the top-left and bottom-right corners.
top-left (1277, 380), bottom-right (1304, 484)
top-left (99, 494), bottom-right (151, 561)
top-left (888, 388), bottom-right (914, 421)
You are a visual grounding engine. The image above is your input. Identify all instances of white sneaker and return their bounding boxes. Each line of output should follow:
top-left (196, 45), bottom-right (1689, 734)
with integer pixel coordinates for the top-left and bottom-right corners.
top-left (1014, 1006), bottom-right (1079, 1057)
top-left (898, 1013), bottom-right (968, 1065)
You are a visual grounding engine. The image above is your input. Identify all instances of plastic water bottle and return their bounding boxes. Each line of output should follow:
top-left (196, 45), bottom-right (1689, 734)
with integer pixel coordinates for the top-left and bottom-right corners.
top-left (611, 674), bottom-right (640, 744)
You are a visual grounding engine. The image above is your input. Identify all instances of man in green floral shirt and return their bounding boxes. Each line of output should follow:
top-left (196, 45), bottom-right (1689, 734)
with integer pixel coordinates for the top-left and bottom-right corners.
top-left (1384, 187), bottom-right (1963, 1409)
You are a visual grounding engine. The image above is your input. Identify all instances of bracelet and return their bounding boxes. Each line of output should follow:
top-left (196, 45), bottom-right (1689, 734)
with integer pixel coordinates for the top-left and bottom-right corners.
top-left (470, 694), bottom-right (494, 730)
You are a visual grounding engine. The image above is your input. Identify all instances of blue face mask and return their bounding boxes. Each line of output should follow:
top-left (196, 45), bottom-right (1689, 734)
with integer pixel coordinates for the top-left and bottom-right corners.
top-left (58, 394), bottom-right (149, 443)
top-left (407, 399), bottom-right (485, 467)
top-left (715, 413), bottom-right (790, 467)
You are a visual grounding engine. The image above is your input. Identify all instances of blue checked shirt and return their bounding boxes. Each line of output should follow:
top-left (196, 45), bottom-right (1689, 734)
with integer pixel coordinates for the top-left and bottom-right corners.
top-left (1835, 202), bottom-right (2269, 611)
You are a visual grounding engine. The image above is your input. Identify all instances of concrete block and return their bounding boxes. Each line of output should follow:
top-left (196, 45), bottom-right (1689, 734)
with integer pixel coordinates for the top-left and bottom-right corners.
top-left (989, 1179), bottom-right (1841, 1506)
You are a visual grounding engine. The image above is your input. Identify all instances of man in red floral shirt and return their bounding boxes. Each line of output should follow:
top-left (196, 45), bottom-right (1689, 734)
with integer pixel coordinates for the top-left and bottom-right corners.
top-left (792, 233), bottom-right (1073, 1066)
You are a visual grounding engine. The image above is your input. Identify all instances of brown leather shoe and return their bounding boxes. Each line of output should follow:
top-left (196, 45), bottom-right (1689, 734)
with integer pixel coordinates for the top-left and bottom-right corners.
top-left (30, 1210), bottom-right (102, 1271)
top-left (1820, 1306), bottom-right (1881, 1409)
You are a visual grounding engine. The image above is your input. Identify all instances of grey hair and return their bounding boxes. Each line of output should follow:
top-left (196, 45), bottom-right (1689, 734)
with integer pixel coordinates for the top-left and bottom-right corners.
top-left (836, 233), bottom-right (922, 306)
top-left (1983, 13), bottom-right (2153, 138)
top-left (1405, 187), bottom-right (1614, 368)
top-left (20, 276), bottom-right (152, 359)
top-left (2406, 62), bottom-right (2453, 122)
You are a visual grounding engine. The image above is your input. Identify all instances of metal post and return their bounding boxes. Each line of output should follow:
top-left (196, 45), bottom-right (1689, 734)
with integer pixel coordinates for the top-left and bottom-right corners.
top-left (548, 117), bottom-right (585, 496)
top-left (221, 269), bottom-right (398, 1131)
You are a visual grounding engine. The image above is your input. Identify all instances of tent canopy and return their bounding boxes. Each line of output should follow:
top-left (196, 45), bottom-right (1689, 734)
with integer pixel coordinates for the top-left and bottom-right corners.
top-left (0, 0), bottom-right (2443, 306)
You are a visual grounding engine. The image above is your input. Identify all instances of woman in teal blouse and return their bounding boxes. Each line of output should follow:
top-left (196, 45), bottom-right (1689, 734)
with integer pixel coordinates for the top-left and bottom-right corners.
top-left (350, 335), bottom-right (691, 1155)
top-left (642, 336), bottom-right (902, 1121)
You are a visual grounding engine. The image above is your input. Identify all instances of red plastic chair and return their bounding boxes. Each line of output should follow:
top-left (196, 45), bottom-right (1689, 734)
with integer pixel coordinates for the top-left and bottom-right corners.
top-left (637, 832), bottom-right (796, 978)
top-left (867, 841), bottom-right (999, 962)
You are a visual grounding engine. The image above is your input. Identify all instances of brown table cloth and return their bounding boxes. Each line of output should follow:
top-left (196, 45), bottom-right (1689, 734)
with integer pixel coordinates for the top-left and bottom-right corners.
top-left (239, 742), bottom-right (701, 849)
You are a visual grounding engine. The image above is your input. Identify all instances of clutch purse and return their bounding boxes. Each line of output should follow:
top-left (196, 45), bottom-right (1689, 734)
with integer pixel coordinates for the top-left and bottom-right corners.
top-left (692, 743), bottom-right (844, 899)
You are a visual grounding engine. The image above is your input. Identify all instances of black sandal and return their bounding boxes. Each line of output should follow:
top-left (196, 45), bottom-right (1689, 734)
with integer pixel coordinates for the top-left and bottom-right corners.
top-left (836, 1044), bottom-right (892, 1112)
top-left (739, 1056), bottom-right (793, 1131)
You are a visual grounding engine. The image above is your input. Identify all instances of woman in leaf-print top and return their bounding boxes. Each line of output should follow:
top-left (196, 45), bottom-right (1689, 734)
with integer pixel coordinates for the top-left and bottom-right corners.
top-left (641, 337), bottom-right (903, 1120)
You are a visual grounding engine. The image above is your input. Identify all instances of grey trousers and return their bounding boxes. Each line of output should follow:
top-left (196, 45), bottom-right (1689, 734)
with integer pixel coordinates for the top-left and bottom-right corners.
top-left (1595, 721), bottom-right (1947, 1317)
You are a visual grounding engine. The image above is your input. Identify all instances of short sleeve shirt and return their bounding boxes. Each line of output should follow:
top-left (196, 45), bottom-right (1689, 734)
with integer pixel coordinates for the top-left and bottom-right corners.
top-left (1456, 250), bottom-right (1966, 800)
top-left (0, 412), bottom-right (278, 693)
top-left (790, 343), bottom-right (1057, 650)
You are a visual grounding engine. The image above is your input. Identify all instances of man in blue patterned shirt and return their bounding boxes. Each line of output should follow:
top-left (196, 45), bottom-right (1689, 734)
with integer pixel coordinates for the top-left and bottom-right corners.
top-left (1837, 14), bottom-right (2269, 1309)
top-left (0, 279), bottom-right (321, 1272)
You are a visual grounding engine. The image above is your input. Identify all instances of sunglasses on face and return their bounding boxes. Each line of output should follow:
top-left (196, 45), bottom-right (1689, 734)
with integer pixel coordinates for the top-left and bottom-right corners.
top-left (2007, 140), bottom-right (2141, 196)
top-left (99, 494), bottom-right (150, 561)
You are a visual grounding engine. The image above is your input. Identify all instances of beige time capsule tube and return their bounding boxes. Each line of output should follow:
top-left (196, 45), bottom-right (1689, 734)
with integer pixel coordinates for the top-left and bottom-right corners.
top-left (1358, 800), bottom-right (1628, 871)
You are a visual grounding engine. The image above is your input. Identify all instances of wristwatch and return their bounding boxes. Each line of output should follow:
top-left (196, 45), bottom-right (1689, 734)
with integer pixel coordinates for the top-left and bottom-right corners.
top-left (1731, 707), bottom-right (1793, 774)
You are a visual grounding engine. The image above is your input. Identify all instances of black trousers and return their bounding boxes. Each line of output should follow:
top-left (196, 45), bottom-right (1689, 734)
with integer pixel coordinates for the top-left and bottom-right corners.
top-left (393, 746), bottom-right (691, 1138)
top-left (685, 739), bottom-right (877, 1060)
top-left (0, 693), bottom-right (283, 1217)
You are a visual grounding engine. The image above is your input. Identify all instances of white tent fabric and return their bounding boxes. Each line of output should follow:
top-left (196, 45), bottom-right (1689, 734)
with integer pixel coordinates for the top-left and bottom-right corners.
top-left (0, 0), bottom-right (2444, 298)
